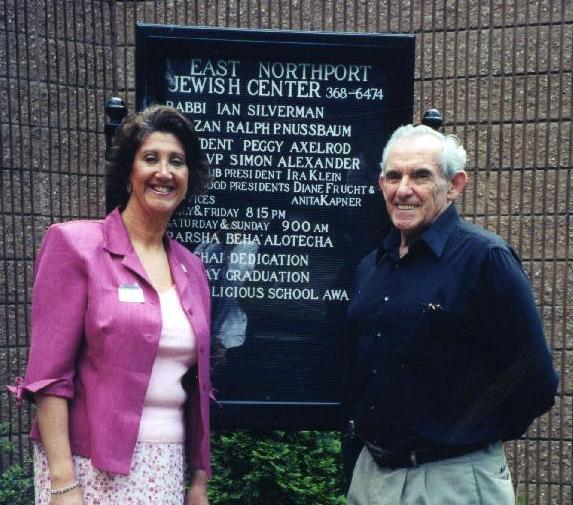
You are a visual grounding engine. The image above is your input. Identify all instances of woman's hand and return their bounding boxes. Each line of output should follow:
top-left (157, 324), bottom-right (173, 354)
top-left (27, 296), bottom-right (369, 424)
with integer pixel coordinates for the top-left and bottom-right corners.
top-left (185, 469), bottom-right (209, 505)
top-left (49, 486), bottom-right (85, 505)
top-left (184, 487), bottom-right (209, 505)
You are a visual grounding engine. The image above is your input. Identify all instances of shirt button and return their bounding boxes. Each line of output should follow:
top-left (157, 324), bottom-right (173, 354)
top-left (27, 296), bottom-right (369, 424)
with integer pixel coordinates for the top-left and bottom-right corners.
top-left (376, 331), bottom-right (383, 338)
top-left (383, 296), bottom-right (390, 302)
top-left (369, 405), bottom-right (375, 411)
top-left (372, 368), bottom-right (378, 375)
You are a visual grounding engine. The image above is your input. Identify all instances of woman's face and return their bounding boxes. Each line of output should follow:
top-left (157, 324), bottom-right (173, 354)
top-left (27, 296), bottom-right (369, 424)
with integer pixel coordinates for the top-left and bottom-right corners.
top-left (126, 131), bottom-right (189, 219)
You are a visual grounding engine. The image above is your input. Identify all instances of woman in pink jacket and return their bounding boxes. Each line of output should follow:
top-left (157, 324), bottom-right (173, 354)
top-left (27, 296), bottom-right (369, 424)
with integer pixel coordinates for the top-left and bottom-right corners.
top-left (11, 105), bottom-right (212, 505)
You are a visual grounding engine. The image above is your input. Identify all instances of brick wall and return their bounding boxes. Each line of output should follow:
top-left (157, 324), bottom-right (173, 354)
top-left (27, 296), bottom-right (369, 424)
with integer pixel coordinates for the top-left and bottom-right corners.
top-left (1, 1), bottom-right (571, 502)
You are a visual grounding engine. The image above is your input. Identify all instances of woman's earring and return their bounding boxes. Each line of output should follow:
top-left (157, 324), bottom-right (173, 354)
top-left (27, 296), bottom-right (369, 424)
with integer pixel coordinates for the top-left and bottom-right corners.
top-left (126, 182), bottom-right (132, 194)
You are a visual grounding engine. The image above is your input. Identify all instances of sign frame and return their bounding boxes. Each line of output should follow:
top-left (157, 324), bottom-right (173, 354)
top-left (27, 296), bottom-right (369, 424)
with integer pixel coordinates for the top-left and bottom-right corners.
top-left (135, 24), bottom-right (415, 430)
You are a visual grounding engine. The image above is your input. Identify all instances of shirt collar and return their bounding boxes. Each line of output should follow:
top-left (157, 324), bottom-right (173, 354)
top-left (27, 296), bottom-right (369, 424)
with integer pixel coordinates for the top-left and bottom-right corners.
top-left (380, 204), bottom-right (460, 259)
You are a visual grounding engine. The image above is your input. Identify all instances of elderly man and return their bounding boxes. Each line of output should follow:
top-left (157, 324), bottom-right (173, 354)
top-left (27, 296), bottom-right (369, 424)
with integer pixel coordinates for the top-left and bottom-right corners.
top-left (344, 125), bottom-right (558, 504)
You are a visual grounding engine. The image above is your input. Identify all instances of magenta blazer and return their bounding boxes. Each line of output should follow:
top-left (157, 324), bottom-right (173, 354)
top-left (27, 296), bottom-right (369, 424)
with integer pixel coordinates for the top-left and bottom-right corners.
top-left (10, 209), bottom-right (212, 476)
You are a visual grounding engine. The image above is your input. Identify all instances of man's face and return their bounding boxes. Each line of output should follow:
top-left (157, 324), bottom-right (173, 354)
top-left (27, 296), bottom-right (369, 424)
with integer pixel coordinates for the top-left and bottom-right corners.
top-left (379, 135), bottom-right (466, 244)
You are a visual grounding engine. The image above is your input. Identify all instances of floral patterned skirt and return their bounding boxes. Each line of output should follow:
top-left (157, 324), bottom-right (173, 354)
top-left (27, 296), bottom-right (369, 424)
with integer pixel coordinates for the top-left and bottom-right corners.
top-left (33, 441), bottom-right (186, 505)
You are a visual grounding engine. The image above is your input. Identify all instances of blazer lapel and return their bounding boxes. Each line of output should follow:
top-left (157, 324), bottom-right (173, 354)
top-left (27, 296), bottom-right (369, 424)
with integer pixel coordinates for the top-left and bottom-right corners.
top-left (102, 208), bottom-right (151, 284)
top-left (168, 242), bottom-right (193, 315)
top-left (121, 249), bottom-right (151, 285)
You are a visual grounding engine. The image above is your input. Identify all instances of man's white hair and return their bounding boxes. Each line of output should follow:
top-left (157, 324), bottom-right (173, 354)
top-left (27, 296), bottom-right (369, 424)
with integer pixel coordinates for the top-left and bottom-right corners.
top-left (379, 124), bottom-right (467, 179)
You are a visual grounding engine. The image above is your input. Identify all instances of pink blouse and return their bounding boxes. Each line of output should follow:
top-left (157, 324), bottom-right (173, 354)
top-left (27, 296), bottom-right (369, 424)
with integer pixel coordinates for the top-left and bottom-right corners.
top-left (138, 286), bottom-right (198, 443)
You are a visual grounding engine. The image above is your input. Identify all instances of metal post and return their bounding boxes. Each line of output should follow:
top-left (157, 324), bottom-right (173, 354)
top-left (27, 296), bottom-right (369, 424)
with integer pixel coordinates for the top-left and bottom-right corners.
top-left (341, 418), bottom-right (362, 493)
top-left (104, 97), bottom-right (127, 213)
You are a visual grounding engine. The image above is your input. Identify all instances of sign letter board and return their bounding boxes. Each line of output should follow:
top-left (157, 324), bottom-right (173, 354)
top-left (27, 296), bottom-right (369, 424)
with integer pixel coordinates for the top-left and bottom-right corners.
top-left (136, 25), bottom-right (414, 429)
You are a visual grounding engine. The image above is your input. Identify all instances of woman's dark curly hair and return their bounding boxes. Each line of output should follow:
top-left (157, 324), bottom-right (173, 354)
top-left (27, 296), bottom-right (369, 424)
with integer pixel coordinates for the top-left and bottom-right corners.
top-left (106, 104), bottom-right (211, 211)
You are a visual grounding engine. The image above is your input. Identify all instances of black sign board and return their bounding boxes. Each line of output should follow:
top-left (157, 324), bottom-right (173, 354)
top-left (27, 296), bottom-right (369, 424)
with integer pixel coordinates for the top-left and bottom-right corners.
top-left (136, 25), bottom-right (414, 429)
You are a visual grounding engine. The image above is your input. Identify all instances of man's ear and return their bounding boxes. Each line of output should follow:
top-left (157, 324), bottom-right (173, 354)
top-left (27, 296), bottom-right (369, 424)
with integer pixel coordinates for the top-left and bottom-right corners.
top-left (447, 170), bottom-right (468, 202)
top-left (378, 174), bottom-right (386, 196)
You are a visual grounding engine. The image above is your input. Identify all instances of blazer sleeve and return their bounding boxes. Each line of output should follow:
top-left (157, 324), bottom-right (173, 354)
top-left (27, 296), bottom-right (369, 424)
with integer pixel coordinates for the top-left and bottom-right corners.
top-left (10, 224), bottom-right (88, 402)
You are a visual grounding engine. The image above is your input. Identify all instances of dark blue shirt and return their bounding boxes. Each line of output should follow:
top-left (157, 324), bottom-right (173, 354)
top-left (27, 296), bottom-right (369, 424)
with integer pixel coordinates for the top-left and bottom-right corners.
top-left (345, 204), bottom-right (558, 450)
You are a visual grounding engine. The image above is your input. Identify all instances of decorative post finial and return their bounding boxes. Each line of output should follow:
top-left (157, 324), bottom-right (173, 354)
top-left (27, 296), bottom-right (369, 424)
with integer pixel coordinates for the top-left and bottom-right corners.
top-left (104, 97), bottom-right (127, 151)
top-left (421, 108), bottom-right (443, 130)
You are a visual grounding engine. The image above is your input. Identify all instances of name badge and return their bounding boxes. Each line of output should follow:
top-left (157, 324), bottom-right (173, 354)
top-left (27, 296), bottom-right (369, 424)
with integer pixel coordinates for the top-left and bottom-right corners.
top-left (118, 283), bottom-right (145, 303)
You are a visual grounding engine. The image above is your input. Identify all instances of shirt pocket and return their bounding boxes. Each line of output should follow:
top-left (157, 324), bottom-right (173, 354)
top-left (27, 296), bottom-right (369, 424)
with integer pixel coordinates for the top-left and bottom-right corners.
top-left (403, 301), bottom-right (470, 370)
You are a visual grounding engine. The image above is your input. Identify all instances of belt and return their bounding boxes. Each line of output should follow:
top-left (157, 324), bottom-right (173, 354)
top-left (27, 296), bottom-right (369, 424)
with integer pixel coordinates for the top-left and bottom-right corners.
top-left (365, 441), bottom-right (485, 469)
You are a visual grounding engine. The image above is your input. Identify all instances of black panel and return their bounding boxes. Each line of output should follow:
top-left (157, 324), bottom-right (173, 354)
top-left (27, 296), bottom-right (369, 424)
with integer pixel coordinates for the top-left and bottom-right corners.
top-left (135, 24), bottom-right (415, 430)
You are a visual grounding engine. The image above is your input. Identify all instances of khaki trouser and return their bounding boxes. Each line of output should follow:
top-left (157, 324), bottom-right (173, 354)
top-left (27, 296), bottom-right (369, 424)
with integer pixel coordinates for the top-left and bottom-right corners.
top-left (347, 442), bottom-right (515, 505)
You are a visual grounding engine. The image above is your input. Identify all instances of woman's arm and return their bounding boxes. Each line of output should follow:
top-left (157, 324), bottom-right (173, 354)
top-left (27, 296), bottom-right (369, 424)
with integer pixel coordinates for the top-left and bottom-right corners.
top-left (36, 394), bottom-right (84, 505)
top-left (181, 253), bottom-right (212, 505)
